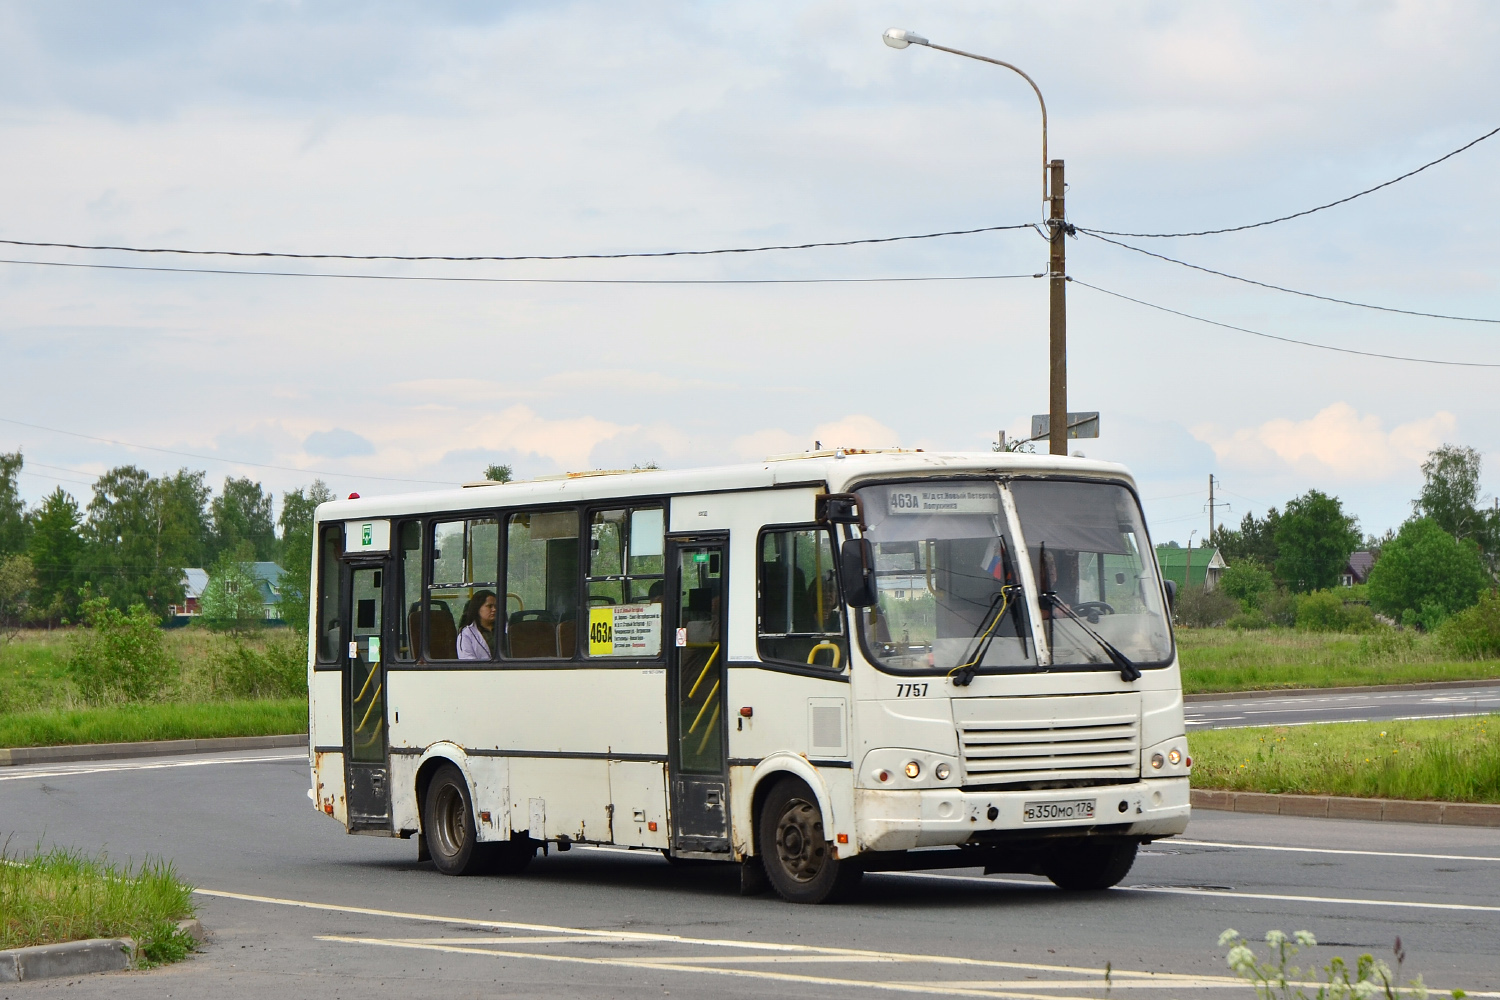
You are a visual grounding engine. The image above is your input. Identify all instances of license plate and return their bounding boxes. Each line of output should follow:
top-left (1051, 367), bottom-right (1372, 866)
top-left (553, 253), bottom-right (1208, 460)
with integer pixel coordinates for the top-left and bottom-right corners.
top-left (1023, 798), bottom-right (1096, 823)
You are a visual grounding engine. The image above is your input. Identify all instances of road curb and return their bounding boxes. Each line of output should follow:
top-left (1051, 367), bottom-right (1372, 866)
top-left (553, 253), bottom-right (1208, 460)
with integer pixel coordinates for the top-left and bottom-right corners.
top-left (0, 734), bottom-right (307, 767)
top-left (0, 920), bottom-right (206, 983)
top-left (1185, 677), bottom-right (1500, 703)
top-left (1191, 788), bottom-right (1500, 827)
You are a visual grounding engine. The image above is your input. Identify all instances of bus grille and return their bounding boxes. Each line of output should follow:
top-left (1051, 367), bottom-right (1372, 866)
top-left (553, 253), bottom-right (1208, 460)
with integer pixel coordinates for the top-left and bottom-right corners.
top-left (954, 695), bottom-right (1141, 787)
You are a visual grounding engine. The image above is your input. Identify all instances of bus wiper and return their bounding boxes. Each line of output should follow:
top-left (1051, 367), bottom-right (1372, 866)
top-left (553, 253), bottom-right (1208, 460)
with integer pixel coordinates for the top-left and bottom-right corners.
top-left (949, 586), bottom-right (1021, 687)
top-left (1041, 594), bottom-right (1142, 682)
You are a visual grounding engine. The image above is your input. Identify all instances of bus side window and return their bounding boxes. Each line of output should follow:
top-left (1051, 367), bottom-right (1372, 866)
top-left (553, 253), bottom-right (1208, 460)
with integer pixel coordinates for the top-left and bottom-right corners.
top-left (757, 528), bottom-right (846, 670)
top-left (395, 521), bottom-right (421, 661)
top-left (427, 517), bottom-right (500, 661)
top-left (315, 525), bottom-right (343, 663)
top-left (505, 509), bottom-right (580, 659)
top-left (585, 506), bottom-right (665, 660)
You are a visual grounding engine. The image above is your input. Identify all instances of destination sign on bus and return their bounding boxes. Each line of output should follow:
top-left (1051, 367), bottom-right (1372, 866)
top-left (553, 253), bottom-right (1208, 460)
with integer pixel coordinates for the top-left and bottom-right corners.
top-left (887, 488), bottom-right (995, 515)
top-left (588, 603), bottom-right (663, 657)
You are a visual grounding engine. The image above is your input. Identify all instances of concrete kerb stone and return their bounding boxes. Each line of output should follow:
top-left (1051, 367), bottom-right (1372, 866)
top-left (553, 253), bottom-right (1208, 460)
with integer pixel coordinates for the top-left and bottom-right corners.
top-left (0, 920), bottom-right (206, 983)
top-left (1191, 789), bottom-right (1500, 827)
top-left (0, 734), bottom-right (307, 767)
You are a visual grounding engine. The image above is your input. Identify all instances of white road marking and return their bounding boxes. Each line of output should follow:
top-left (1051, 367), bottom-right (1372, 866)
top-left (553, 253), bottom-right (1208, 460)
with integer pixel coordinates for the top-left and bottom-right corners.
top-left (884, 871), bottom-right (1500, 913)
top-left (0, 752), bottom-right (304, 782)
top-left (1174, 838), bottom-right (1500, 863)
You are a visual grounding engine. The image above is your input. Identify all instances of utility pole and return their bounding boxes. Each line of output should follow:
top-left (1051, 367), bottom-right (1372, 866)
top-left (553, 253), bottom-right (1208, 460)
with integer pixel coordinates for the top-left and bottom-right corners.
top-left (1048, 158), bottom-right (1067, 457)
top-left (1208, 475), bottom-right (1216, 544)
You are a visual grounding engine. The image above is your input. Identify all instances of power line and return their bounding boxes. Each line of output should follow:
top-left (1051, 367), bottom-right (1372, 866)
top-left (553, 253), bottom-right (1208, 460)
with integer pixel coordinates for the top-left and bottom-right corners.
top-left (1083, 125), bottom-right (1500, 238)
top-left (0, 223), bottom-right (1037, 262)
top-left (1080, 231), bottom-right (1500, 324)
top-left (1069, 277), bottom-right (1500, 368)
top-left (0, 416), bottom-right (457, 485)
top-left (0, 257), bottom-right (1043, 285)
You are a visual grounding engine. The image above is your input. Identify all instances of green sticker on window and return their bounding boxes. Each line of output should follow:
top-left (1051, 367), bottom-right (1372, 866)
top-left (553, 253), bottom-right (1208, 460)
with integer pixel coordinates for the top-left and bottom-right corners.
top-left (693, 552), bottom-right (709, 563)
top-left (362, 523), bottom-right (372, 546)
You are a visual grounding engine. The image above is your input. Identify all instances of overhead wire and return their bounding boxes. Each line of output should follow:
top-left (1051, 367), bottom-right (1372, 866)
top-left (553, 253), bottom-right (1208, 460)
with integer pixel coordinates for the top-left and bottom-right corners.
top-left (0, 222), bottom-right (1036, 262)
top-left (1081, 125), bottom-right (1500, 238)
top-left (0, 257), bottom-right (1042, 285)
top-left (0, 416), bottom-right (458, 485)
top-left (1069, 278), bottom-right (1500, 369)
top-left (1080, 231), bottom-right (1500, 324)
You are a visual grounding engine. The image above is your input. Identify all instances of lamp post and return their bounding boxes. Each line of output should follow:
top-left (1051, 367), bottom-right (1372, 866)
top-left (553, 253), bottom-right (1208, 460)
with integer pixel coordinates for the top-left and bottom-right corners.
top-left (883, 28), bottom-right (1069, 457)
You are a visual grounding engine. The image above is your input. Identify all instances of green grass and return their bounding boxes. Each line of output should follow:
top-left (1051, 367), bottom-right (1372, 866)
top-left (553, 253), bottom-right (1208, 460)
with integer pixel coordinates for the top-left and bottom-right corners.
top-left (1177, 626), bottom-right (1500, 693)
top-left (0, 698), bottom-right (306, 749)
top-left (0, 846), bottom-right (196, 963)
top-left (1191, 714), bottom-right (1500, 803)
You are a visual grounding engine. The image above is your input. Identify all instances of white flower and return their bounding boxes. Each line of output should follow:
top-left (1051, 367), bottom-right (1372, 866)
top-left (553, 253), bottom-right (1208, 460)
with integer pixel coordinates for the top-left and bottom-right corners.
top-left (1218, 929), bottom-right (1241, 947)
top-left (1265, 929), bottom-right (1287, 947)
top-left (1354, 981), bottom-right (1378, 1000)
top-left (1226, 944), bottom-right (1256, 972)
top-left (1294, 931), bottom-right (1317, 947)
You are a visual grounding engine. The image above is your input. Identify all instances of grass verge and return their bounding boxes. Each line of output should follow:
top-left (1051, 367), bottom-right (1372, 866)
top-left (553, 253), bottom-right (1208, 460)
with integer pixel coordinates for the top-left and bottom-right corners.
top-left (0, 847), bottom-right (196, 964)
top-left (1177, 627), bottom-right (1500, 694)
top-left (1190, 714), bottom-right (1500, 802)
top-left (0, 699), bottom-right (305, 749)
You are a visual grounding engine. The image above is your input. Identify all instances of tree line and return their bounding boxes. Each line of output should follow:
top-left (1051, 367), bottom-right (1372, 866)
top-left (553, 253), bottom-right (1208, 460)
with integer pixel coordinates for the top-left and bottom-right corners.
top-left (0, 451), bottom-right (332, 630)
top-left (1203, 444), bottom-right (1497, 629)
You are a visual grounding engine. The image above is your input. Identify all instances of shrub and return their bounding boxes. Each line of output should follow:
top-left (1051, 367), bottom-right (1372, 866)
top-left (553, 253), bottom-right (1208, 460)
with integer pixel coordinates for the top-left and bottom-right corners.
top-left (1295, 590), bottom-right (1375, 633)
top-left (1226, 608), bottom-right (1271, 630)
top-left (208, 631), bottom-right (307, 698)
top-left (67, 598), bottom-right (175, 703)
top-left (1358, 624), bottom-right (1417, 661)
top-left (1436, 590), bottom-right (1500, 659)
top-left (1220, 559), bottom-right (1275, 611)
top-left (1259, 588), bottom-right (1298, 628)
top-left (1174, 588), bottom-right (1241, 628)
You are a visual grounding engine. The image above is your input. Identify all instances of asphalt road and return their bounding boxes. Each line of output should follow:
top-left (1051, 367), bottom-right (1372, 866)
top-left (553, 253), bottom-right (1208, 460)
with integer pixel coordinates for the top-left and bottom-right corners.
top-left (1187, 683), bottom-right (1500, 729)
top-left (3, 749), bottom-right (1499, 998)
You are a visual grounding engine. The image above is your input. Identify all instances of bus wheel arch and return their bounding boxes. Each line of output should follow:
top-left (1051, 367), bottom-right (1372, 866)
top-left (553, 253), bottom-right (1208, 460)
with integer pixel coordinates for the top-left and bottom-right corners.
top-left (414, 743), bottom-right (473, 825)
top-left (746, 755), bottom-right (836, 858)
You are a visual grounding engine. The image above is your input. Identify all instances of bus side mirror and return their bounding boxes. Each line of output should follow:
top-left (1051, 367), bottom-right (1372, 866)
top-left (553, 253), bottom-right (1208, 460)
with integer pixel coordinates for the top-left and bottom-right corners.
top-left (1164, 579), bottom-right (1177, 613)
top-left (839, 537), bottom-right (878, 608)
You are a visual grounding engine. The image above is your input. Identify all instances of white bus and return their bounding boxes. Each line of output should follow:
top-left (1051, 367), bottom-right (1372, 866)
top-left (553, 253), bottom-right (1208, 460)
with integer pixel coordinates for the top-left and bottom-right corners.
top-left (307, 451), bottom-right (1189, 903)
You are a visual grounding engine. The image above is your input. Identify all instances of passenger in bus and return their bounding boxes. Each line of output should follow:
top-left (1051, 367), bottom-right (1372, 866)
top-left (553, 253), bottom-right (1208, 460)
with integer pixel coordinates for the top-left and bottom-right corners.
top-left (457, 590), bottom-right (498, 660)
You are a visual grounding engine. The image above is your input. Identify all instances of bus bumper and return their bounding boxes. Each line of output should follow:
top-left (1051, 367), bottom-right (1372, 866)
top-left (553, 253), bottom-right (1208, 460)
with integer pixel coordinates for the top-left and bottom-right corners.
top-left (853, 777), bottom-right (1190, 852)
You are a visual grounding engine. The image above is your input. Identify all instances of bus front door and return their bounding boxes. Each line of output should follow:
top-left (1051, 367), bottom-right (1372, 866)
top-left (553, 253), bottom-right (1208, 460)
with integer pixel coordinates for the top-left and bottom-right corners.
top-left (666, 536), bottom-right (731, 855)
top-left (344, 560), bottom-right (391, 831)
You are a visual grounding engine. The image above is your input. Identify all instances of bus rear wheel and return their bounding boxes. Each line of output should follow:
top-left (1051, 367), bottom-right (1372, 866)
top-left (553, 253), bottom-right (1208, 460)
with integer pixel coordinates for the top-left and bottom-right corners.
top-left (758, 777), bottom-right (862, 904)
top-left (1042, 839), bottom-right (1138, 891)
top-left (424, 764), bottom-right (484, 876)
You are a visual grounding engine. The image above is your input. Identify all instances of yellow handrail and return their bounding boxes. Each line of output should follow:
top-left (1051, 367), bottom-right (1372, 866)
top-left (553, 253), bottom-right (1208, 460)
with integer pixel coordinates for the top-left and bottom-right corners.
top-left (687, 678), bottom-right (721, 734)
top-left (353, 662), bottom-right (379, 701)
top-left (694, 703), bottom-right (722, 756)
top-left (507, 592), bottom-right (524, 610)
top-left (806, 642), bottom-right (842, 670)
top-left (686, 642), bottom-right (720, 699)
top-left (357, 681), bottom-right (384, 731)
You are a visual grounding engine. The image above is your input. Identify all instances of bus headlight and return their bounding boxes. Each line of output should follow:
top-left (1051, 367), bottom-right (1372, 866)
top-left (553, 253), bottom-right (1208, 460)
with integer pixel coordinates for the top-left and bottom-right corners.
top-left (904, 761), bottom-right (921, 779)
top-left (934, 763), bottom-right (951, 781)
top-left (1167, 748), bottom-right (1183, 766)
top-left (1150, 753), bottom-right (1164, 770)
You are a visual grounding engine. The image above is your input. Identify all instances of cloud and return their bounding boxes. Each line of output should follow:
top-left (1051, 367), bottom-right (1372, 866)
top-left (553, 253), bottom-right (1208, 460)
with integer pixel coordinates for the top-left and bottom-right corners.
top-left (732, 414), bottom-right (901, 461)
top-left (304, 428), bottom-right (376, 458)
top-left (1192, 403), bottom-right (1455, 479)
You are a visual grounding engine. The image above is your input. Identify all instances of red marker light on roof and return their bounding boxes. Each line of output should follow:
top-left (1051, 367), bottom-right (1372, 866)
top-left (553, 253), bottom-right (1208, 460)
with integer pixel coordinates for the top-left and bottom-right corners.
top-left (348, 493), bottom-right (360, 500)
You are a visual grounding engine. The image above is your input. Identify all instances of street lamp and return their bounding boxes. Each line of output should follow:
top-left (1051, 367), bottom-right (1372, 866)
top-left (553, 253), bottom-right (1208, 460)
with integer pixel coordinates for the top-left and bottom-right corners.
top-left (883, 27), bottom-right (1071, 458)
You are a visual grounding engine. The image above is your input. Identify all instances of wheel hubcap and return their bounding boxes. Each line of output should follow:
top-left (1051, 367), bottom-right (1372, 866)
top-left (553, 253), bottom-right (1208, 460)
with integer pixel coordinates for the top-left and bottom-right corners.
top-left (774, 798), bottom-right (826, 883)
top-left (433, 783), bottom-right (467, 859)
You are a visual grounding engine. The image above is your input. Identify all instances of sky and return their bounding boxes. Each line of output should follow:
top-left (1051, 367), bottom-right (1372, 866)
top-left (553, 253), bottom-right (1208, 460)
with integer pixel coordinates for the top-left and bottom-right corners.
top-left (2, 1), bottom-right (1498, 546)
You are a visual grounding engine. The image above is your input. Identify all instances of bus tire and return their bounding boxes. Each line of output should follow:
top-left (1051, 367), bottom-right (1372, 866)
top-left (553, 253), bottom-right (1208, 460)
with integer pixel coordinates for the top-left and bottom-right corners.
top-left (423, 764), bottom-right (484, 876)
top-left (1042, 839), bottom-right (1138, 891)
top-left (758, 776), bottom-right (862, 904)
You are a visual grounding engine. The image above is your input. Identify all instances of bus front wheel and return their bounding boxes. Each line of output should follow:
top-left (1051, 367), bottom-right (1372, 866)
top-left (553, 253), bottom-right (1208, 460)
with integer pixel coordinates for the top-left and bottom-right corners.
top-left (758, 777), bottom-right (862, 904)
top-left (1042, 839), bottom-right (1138, 891)
top-left (423, 764), bottom-right (484, 876)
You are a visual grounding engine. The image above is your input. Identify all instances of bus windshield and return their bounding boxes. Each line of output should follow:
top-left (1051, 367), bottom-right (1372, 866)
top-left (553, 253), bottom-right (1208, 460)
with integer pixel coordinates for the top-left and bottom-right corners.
top-left (854, 479), bottom-right (1172, 675)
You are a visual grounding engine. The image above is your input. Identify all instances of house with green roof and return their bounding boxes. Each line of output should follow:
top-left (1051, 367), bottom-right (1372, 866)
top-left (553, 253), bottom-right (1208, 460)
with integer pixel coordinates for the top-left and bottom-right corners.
top-left (1154, 545), bottom-right (1226, 592)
